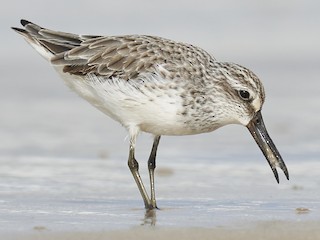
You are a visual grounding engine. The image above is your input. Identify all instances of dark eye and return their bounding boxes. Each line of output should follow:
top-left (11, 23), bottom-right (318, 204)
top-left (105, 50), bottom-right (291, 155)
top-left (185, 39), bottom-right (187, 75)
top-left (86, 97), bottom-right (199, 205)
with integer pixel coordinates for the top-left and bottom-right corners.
top-left (238, 90), bottom-right (250, 100)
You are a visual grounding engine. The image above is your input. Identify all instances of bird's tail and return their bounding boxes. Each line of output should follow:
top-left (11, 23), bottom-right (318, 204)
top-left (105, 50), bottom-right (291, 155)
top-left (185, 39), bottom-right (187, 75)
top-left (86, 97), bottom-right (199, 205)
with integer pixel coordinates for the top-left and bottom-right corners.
top-left (11, 19), bottom-right (84, 61)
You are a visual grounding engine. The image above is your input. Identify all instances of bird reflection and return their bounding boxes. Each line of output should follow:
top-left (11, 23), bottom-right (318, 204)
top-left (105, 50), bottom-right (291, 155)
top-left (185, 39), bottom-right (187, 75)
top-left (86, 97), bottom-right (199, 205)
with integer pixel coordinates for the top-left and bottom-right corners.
top-left (141, 209), bottom-right (157, 226)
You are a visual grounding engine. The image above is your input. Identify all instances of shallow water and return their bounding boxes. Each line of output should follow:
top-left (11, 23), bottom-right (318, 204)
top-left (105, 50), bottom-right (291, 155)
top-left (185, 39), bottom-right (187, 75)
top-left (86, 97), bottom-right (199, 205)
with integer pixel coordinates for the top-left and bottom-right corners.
top-left (1, 0), bottom-right (320, 238)
top-left (0, 155), bottom-right (319, 234)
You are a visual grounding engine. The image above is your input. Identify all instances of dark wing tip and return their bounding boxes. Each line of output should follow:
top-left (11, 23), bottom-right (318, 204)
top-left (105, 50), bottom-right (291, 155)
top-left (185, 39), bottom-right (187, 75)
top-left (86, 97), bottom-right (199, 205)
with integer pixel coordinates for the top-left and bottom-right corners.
top-left (21, 19), bottom-right (32, 26)
top-left (11, 27), bottom-right (24, 33)
top-left (11, 27), bottom-right (29, 37)
top-left (12, 19), bottom-right (32, 33)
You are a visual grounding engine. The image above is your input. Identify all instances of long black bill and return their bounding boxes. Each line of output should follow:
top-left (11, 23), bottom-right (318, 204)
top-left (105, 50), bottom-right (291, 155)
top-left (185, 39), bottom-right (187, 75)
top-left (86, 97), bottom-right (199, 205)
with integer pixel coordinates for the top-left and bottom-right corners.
top-left (247, 111), bottom-right (289, 183)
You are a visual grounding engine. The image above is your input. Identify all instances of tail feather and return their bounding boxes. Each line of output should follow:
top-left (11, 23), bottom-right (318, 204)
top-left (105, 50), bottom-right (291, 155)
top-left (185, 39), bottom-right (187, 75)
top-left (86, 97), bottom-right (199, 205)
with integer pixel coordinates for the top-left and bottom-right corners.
top-left (12, 19), bottom-right (84, 60)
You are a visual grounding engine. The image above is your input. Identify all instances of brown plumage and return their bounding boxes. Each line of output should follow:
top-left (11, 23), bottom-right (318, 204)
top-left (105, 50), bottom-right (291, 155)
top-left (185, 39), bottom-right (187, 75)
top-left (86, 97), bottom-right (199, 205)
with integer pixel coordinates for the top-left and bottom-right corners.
top-left (12, 19), bottom-right (288, 210)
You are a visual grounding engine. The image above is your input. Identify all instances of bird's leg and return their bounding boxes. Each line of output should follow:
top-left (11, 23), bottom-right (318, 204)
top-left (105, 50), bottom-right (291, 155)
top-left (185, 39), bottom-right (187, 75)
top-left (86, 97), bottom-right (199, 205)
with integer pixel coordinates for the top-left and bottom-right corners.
top-left (148, 135), bottom-right (161, 209)
top-left (128, 141), bottom-right (151, 209)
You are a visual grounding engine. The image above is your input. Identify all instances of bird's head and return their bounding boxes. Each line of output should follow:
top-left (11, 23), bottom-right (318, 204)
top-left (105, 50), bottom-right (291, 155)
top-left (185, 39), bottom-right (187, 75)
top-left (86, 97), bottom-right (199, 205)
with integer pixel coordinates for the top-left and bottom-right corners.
top-left (212, 62), bottom-right (289, 183)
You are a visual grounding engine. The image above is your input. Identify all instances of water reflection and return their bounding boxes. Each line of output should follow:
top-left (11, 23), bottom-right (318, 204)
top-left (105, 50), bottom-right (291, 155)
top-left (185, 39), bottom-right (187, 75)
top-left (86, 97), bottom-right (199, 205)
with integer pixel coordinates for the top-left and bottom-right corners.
top-left (141, 209), bottom-right (157, 226)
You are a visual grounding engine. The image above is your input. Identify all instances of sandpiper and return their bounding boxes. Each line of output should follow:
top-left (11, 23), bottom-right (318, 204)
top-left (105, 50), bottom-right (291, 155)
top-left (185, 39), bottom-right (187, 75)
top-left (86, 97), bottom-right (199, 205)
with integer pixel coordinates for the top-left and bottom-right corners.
top-left (12, 20), bottom-right (289, 210)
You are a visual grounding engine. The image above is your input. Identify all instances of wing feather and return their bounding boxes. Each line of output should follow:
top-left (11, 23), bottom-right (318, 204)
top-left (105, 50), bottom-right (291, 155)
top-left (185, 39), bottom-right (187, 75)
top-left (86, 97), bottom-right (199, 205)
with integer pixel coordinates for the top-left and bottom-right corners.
top-left (13, 19), bottom-right (216, 80)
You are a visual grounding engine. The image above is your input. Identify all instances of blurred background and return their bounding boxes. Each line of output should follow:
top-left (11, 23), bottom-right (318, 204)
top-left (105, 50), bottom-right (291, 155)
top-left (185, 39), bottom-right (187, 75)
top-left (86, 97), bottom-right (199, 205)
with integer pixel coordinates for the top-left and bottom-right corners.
top-left (1, 0), bottom-right (319, 161)
top-left (0, 0), bottom-right (320, 232)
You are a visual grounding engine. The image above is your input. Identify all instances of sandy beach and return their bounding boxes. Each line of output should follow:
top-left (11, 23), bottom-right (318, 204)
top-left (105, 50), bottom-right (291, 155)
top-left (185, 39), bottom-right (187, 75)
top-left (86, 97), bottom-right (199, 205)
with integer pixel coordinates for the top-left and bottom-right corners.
top-left (0, 157), bottom-right (319, 239)
top-left (5, 221), bottom-right (320, 240)
top-left (1, 0), bottom-right (320, 239)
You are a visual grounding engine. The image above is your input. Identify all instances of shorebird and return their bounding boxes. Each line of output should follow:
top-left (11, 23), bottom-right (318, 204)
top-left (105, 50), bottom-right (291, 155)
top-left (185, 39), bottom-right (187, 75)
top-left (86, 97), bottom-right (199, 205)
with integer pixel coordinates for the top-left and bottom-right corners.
top-left (12, 20), bottom-right (289, 210)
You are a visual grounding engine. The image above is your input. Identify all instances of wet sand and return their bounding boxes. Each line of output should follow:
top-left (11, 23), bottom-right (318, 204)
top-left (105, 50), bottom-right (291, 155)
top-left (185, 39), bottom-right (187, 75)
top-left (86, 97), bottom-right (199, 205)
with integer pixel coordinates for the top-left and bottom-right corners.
top-left (5, 221), bottom-right (320, 240)
top-left (2, 1), bottom-right (320, 239)
top-left (0, 156), bottom-right (319, 240)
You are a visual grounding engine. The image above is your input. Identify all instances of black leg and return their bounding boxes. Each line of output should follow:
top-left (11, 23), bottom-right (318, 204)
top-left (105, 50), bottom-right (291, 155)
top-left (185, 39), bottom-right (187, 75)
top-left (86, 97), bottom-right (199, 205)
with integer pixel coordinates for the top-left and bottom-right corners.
top-left (128, 142), bottom-right (151, 209)
top-left (148, 135), bottom-right (161, 209)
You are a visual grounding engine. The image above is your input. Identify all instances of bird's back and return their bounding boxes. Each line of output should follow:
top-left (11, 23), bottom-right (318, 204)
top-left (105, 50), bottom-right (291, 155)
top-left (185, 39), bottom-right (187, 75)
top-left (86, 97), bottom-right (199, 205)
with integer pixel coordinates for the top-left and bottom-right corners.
top-left (12, 20), bottom-right (216, 82)
top-left (12, 20), bottom-right (225, 136)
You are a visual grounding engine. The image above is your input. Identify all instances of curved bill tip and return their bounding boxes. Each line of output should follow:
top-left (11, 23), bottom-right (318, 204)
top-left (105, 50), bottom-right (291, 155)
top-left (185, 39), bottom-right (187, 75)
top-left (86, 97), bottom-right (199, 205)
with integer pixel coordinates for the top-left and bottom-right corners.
top-left (247, 111), bottom-right (289, 183)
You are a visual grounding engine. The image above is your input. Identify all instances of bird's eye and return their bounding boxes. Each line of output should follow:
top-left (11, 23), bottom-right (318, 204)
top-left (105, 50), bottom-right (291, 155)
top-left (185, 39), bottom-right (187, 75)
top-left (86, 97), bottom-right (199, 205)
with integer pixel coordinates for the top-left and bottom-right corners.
top-left (238, 90), bottom-right (250, 100)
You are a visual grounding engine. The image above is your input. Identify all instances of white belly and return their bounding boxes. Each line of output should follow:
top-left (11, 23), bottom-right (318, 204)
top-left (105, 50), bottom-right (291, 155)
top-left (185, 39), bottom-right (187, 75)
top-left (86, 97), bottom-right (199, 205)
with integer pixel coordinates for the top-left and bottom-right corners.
top-left (56, 69), bottom-right (193, 136)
